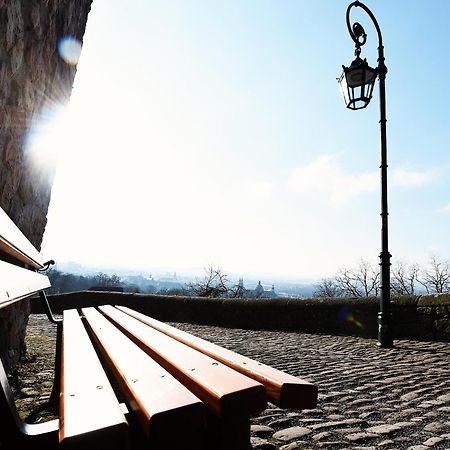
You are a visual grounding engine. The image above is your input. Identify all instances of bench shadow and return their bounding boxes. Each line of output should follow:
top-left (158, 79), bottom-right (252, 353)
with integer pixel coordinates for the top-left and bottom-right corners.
top-left (393, 344), bottom-right (450, 356)
top-left (25, 401), bottom-right (58, 424)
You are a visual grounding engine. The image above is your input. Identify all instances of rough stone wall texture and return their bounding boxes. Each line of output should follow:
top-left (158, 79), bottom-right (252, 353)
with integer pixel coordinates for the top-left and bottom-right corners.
top-left (0, 0), bottom-right (92, 373)
top-left (37, 291), bottom-right (450, 342)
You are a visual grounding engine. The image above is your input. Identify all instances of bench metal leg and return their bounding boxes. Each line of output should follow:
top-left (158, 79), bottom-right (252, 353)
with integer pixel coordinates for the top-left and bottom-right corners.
top-left (49, 322), bottom-right (62, 407)
top-left (203, 412), bottom-right (252, 450)
top-left (38, 291), bottom-right (61, 407)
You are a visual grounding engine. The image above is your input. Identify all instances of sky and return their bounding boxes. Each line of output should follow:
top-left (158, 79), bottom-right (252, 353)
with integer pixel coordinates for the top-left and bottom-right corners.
top-left (37, 0), bottom-right (450, 281)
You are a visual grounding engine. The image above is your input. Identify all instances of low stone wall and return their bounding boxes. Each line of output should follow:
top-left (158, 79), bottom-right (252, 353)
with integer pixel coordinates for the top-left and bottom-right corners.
top-left (32, 291), bottom-right (450, 341)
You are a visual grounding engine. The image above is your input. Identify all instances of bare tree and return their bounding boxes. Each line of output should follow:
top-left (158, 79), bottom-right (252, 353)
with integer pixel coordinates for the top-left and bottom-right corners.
top-left (315, 256), bottom-right (450, 298)
top-left (228, 282), bottom-right (245, 299)
top-left (94, 272), bottom-right (122, 287)
top-left (313, 260), bottom-right (380, 298)
top-left (391, 260), bottom-right (420, 295)
top-left (417, 255), bottom-right (450, 294)
top-left (187, 266), bottom-right (230, 298)
top-left (335, 260), bottom-right (380, 297)
top-left (314, 278), bottom-right (344, 298)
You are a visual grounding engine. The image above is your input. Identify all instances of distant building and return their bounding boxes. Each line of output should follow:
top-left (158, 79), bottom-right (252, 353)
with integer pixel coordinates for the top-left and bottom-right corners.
top-left (255, 281), bottom-right (264, 297)
top-left (231, 279), bottom-right (279, 299)
top-left (262, 284), bottom-right (278, 298)
top-left (233, 278), bottom-right (245, 298)
top-left (159, 272), bottom-right (178, 282)
top-left (254, 281), bottom-right (278, 298)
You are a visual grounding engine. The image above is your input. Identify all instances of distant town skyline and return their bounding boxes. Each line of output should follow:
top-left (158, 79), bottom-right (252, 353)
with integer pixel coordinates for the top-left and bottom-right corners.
top-left (40, 1), bottom-right (450, 279)
top-left (51, 259), bottom-right (316, 298)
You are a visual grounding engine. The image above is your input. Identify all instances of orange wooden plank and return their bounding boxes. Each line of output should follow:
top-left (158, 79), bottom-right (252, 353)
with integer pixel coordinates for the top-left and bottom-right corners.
top-left (0, 261), bottom-right (50, 309)
top-left (82, 307), bottom-right (205, 438)
top-left (117, 306), bottom-right (318, 409)
top-left (99, 305), bottom-right (267, 418)
top-left (60, 309), bottom-right (128, 449)
top-left (0, 207), bottom-right (44, 269)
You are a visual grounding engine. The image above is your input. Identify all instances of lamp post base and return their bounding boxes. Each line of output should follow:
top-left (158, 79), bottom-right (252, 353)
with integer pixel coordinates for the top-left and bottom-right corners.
top-left (377, 312), bottom-right (393, 348)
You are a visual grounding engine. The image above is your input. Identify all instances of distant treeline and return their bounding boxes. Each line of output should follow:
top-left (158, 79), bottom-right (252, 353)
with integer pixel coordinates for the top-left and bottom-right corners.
top-left (46, 266), bottom-right (266, 299)
top-left (46, 269), bottom-right (187, 296)
top-left (314, 256), bottom-right (450, 298)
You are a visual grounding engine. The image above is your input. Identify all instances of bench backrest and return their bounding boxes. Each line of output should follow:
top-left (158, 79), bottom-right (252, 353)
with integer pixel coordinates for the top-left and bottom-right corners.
top-left (0, 206), bottom-right (50, 309)
top-left (0, 206), bottom-right (57, 448)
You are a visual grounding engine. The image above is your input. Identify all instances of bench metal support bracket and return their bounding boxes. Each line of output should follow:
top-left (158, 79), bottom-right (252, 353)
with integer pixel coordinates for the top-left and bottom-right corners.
top-left (36, 291), bottom-right (62, 406)
top-left (38, 291), bottom-right (61, 325)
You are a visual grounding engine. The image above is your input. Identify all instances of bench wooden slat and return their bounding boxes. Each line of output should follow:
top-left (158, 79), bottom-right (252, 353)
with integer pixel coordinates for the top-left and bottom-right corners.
top-left (116, 306), bottom-right (318, 409)
top-left (0, 207), bottom-right (44, 269)
top-left (0, 261), bottom-right (50, 309)
top-left (60, 309), bottom-right (128, 448)
top-left (82, 307), bottom-right (205, 439)
top-left (99, 305), bottom-right (267, 418)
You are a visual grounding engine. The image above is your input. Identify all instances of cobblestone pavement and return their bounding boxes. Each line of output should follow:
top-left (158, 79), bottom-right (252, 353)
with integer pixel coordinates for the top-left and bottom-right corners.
top-left (11, 314), bottom-right (58, 422)
top-left (173, 323), bottom-right (450, 450)
top-left (16, 316), bottom-right (450, 450)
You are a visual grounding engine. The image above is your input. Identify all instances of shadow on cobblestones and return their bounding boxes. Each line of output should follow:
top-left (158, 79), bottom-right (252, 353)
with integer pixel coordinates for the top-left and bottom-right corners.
top-left (393, 344), bottom-right (448, 355)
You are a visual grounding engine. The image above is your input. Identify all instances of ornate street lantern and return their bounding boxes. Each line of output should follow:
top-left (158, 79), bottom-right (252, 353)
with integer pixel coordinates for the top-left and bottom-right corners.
top-left (338, 55), bottom-right (377, 110)
top-left (339, 1), bottom-right (393, 348)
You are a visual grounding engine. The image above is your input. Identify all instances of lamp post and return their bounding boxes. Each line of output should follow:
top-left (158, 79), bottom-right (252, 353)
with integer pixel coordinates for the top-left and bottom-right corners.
top-left (338, 1), bottom-right (393, 348)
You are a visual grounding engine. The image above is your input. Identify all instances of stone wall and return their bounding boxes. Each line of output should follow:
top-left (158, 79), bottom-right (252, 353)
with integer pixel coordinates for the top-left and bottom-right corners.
top-left (35, 291), bottom-right (450, 342)
top-left (0, 0), bottom-right (92, 372)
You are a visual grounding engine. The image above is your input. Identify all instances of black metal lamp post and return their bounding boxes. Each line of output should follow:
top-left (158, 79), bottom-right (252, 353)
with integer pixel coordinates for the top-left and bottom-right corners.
top-left (338, 1), bottom-right (393, 348)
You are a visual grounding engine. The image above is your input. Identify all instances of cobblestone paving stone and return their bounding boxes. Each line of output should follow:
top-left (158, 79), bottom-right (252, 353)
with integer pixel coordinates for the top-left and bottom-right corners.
top-left (14, 316), bottom-right (450, 450)
top-left (172, 323), bottom-right (450, 450)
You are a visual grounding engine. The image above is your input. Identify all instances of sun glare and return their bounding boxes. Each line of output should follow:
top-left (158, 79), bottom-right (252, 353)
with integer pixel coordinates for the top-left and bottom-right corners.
top-left (23, 35), bottom-right (84, 179)
top-left (25, 103), bottom-right (73, 177)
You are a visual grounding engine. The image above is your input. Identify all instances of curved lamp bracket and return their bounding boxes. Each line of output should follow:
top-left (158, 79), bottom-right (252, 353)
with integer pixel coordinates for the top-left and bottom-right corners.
top-left (348, 21), bottom-right (367, 52)
top-left (346, 1), bottom-right (384, 57)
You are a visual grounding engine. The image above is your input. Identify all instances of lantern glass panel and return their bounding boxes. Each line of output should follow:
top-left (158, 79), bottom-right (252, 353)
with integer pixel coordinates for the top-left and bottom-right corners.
top-left (338, 59), bottom-right (377, 110)
top-left (338, 71), bottom-right (351, 106)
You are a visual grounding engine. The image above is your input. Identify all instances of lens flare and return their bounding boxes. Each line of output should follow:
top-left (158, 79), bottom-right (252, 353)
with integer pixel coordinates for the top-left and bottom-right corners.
top-left (58, 36), bottom-right (82, 66)
top-left (339, 307), bottom-right (364, 329)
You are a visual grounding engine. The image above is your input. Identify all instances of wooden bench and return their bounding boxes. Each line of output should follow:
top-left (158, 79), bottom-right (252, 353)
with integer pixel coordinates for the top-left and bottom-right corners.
top-left (0, 205), bottom-right (318, 450)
